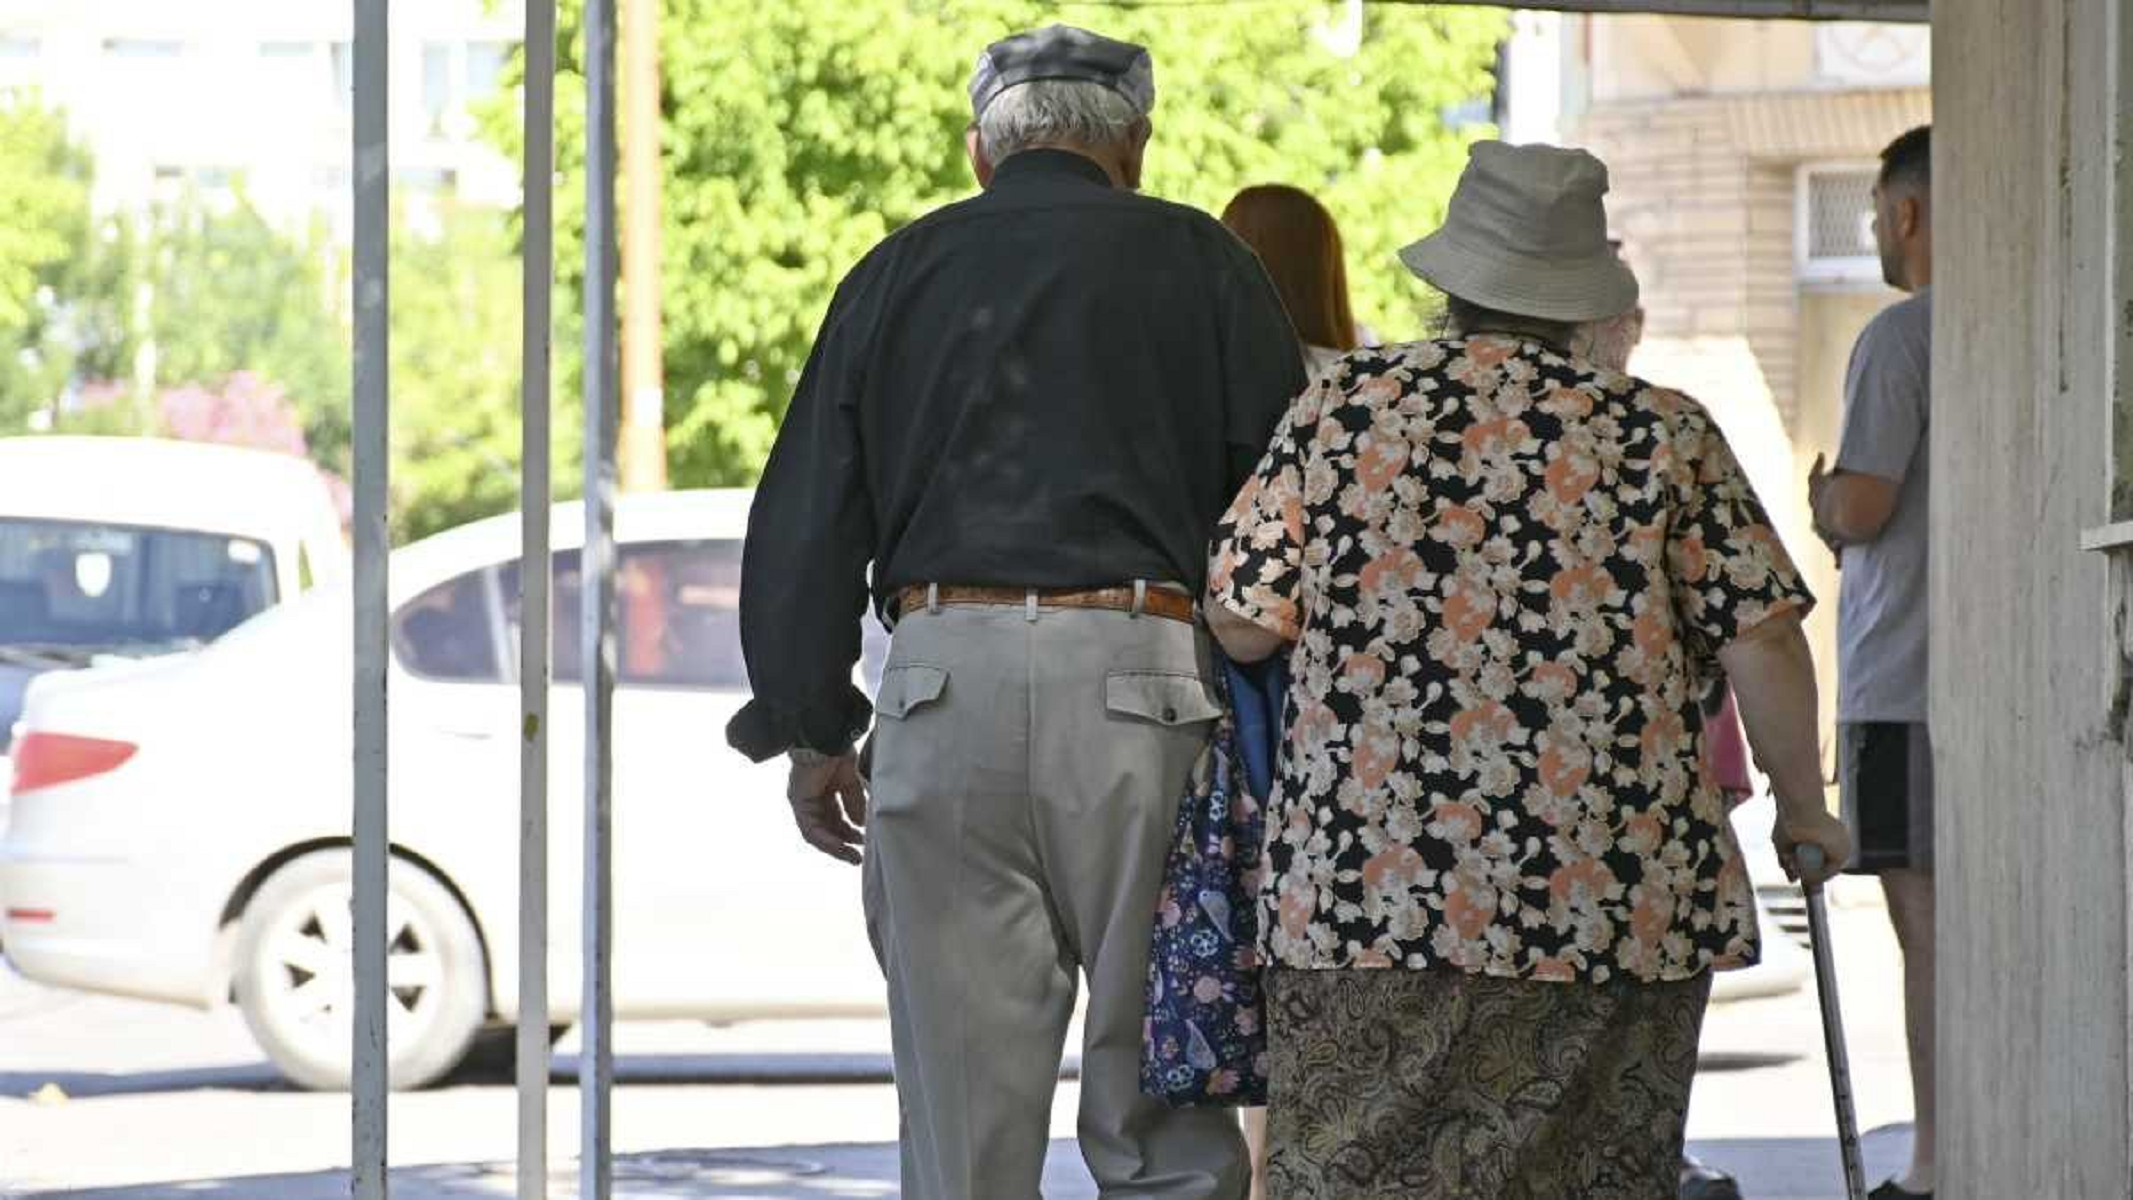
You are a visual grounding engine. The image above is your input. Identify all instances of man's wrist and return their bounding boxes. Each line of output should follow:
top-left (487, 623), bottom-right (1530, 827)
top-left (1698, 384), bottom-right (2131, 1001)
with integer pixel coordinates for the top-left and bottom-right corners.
top-left (788, 744), bottom-right (854, 767)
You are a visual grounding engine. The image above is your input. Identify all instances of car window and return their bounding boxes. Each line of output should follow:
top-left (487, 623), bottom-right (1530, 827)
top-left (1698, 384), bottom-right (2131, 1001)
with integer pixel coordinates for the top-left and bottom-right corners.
top-left (392, 568), bottom-right (502, 682)
top-left (615, 540), bottom-right (747, 690)
top-left (0, 517), bottom-right (278, 652)
top-left (495, 539), bottom-right (892, 694)
top-left (502, 539), bottom-right (743, 691)
top-left (499, 551), bottom-right (578, 684)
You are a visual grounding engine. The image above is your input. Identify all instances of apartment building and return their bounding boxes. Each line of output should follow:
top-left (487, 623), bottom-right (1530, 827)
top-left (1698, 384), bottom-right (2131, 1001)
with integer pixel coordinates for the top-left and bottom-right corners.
top-left (0, 0), bottom-right (524, 232)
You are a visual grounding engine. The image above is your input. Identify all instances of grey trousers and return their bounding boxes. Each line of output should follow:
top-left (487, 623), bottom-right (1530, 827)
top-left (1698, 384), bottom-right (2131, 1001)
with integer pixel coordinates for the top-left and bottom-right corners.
top-left (862, 602), bottom-right (1249, 1200)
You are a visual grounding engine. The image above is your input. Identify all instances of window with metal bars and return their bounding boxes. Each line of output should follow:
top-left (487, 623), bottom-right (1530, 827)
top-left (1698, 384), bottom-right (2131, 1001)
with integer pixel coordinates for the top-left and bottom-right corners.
top-left (1796, 165), bottom-right (1883, 286)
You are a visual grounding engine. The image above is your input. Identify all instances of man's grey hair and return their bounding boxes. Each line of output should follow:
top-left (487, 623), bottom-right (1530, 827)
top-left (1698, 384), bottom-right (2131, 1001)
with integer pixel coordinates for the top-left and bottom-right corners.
top-left (977, 80), bottom-right (1144, 162)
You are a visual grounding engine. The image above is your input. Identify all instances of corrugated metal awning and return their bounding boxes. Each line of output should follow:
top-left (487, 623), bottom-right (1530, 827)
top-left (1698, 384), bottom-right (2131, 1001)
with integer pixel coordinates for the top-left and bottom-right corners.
top-left (1725, 87), bottom-right (1934, 157)
top-left (1387, 1), bottom-right (1928, 20)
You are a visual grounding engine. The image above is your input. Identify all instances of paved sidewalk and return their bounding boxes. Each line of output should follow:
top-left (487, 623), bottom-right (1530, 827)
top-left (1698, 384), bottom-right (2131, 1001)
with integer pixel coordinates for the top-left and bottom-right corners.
top-left (16, 1126), bottom-right (1915, 1199)
top-left (2, 902), bottom-right (1919, 1198)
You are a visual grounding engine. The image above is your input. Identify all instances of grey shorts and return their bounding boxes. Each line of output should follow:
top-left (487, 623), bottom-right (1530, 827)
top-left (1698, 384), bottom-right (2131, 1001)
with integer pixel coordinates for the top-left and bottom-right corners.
top-left (1838, 721), bottom-right (1934, 873)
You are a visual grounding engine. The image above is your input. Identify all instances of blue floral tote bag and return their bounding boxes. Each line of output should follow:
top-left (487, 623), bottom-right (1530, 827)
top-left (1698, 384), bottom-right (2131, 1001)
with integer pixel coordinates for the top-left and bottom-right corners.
top-left (1140, 661), bottom-right (1271, 1107)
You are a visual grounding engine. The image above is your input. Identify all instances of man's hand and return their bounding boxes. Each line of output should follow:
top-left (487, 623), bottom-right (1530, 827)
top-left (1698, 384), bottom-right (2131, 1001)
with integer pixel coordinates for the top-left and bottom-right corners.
top-left (1772, 807), bottom-right (1853, 889)
top-left (787, 752), bottom-right (867, 865)
top-left (1806, 453), bottom-right (1844, 560)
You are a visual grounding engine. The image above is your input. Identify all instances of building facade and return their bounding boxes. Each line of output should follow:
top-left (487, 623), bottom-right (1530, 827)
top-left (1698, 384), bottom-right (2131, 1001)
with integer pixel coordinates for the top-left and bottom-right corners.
top-left (1507, 11), bottom-right (1931, 776)
top-left (1512, 5), bottom-right (2133, 1195)
top-left (0, 0), bottom-right (522, 232)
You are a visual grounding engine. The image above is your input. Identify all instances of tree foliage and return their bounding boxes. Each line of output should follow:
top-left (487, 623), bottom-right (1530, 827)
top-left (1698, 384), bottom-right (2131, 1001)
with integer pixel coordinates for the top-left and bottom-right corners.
top-left (132, 198), bottom-right (352, 459)
top-left (0, 95), bottom-right (96, 431)
top-left (121, 197), bottom-right (543, 543)
top-left (388, 203), bottom-right (580, 543)
top-left (2, 178), bottom-right (351, 458)
top-left (5, 153), bottom-right (532, 541)
top-left (497, 0), bottom-right (1505, 488)
top-left (3, 4), bottom-right (1503, 545)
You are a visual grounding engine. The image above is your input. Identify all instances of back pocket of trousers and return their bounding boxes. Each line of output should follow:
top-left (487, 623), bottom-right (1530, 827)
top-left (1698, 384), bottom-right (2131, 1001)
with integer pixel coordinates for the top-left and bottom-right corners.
top-left (876, 664), bottom-right (948, 720)
top-left (1104, 669), bottom-right (1220, 727)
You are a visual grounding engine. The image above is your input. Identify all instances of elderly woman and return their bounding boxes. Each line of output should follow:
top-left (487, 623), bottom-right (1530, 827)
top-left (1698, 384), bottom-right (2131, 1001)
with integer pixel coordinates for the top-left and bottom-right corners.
top-left (1205, 141), bottom-right (1853, 1200)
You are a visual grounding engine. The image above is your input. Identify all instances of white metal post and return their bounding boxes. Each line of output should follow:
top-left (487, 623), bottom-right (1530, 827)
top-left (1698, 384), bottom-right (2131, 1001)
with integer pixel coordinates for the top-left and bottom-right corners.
top-left (581, 0), bottom-right (621, 1194)
top-left (516, 0), bottom-right (558, 1196)
top-left (350, 0), bottom-right (391, 1194)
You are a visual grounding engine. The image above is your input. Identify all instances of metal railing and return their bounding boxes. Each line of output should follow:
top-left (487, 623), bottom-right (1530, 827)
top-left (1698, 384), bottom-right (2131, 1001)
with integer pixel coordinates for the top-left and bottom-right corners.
top-left (349, 0), bottom-right (390, 1194)
top-left (1378, 0), bottom-right (1928, 19)
top-left (347, 0), bottom-right (612, 1195)
top-left (516, 0), bottom-right (558, 1192)
top-left (578, 0), bottom-right (623, 1194)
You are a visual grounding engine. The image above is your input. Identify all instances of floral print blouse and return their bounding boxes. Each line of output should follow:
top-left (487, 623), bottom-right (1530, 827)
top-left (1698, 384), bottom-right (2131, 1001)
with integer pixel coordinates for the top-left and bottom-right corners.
top-left (1209, 335), bottom-right (1812, 984)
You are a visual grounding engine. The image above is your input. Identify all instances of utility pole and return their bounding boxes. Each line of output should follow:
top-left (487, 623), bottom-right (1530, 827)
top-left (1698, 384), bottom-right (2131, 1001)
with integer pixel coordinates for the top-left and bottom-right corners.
top-left (620, 0), bottom-right (668, 491)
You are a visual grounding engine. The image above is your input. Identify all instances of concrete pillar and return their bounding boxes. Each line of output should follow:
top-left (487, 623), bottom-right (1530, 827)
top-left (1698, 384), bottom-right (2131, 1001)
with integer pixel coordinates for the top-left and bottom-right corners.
top-left (1934, 0), bottom-right (2131, 1194)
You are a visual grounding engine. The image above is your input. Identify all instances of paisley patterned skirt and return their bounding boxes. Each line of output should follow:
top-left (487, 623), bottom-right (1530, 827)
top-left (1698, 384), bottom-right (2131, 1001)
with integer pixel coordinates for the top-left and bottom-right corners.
top-left (1263, 966), bottom-right (1712, 1200)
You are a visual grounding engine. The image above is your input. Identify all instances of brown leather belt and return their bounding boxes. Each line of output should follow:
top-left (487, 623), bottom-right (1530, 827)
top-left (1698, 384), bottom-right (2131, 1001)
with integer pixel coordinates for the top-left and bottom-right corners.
top-left (895, 583), bottom-right (1196, 625)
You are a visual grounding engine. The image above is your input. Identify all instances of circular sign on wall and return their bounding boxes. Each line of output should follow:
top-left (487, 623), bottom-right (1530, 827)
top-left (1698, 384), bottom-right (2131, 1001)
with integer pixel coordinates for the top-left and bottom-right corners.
top-left (1817, 23), bottom-right (1931, 85)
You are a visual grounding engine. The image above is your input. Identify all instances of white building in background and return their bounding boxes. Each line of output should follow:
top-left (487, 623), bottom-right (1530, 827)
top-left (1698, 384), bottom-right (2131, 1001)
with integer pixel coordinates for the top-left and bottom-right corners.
top-left (0, 0), bottom-right (523, 234)
top-left (1500, 11), bottom-right (1930, 778)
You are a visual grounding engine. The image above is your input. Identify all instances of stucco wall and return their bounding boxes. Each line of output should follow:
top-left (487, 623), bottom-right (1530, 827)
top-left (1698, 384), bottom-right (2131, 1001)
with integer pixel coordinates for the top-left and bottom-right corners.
top-left (1591, 16), bottom-right (1819, 100)
top-left (1571, 87), bottom-right (1919, 777)
top-left (1934, 0), bottom-right (2131, 1194)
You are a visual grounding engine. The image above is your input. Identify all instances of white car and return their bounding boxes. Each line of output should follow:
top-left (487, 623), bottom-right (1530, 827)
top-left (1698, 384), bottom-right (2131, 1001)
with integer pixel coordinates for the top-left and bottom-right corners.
top-left (0, 480), bottom-right (1798, 1088)
top-left (0, 437), bottom-right (348, 815)
top-left (0, 489), bottom-right (889, 1089)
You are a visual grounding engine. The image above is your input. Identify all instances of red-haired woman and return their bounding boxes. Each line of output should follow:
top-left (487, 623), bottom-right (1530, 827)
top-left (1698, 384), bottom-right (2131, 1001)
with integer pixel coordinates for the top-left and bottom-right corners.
top-left (1222, 185), bottom-right (1368, 380)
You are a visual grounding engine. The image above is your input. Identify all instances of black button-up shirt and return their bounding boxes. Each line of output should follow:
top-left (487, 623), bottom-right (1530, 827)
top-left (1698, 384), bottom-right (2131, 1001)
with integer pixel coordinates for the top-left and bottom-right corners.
top-left (727, 149), bottom-right (1307, 761)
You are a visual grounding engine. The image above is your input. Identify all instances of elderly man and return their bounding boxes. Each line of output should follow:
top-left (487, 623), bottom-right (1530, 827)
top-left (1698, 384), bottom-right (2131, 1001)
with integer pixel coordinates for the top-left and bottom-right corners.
top-left (727, 25), bottom-right (1305, 1200)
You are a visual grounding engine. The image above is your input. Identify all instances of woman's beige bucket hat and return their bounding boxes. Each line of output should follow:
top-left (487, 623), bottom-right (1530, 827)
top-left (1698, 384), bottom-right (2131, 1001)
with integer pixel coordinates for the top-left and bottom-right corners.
top-left (1399, 140), bottom-right (1639, 323)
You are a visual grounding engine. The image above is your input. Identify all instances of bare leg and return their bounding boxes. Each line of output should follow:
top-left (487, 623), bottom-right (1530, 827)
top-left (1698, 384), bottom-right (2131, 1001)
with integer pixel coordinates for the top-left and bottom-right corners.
top-left (1880, 868), bottom-right (1935, 1193)
top-left (1242, 1107), bottom-right (1268, 1200)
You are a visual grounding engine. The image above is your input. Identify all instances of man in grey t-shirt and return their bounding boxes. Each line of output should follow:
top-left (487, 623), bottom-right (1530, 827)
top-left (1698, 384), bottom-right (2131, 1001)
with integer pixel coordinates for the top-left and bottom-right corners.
top-left (1807, 124), bottom-right (1935, 1200)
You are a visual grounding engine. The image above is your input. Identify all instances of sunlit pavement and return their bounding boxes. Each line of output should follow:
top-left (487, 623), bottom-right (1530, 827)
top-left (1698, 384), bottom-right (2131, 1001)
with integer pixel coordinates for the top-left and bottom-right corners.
top-left (0, 892), bottom-right (1919, 1199)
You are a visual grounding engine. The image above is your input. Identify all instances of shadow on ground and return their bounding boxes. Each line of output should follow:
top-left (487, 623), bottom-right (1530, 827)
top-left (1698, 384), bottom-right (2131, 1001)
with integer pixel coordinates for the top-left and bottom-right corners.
top-left (0, 1050), bottom-right (1080, 1100)
top-left (2, 1045), bottom-right (1766, 1101)
top-left (0, 1064), bottom-right (291, 1100)
top-left (12, 1126), bottom-right (1915, 1200)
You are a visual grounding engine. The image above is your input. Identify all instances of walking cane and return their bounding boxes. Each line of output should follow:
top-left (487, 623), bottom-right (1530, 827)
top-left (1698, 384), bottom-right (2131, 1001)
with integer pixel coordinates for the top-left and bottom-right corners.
top-left (1796, 844), bottom-right (1867, 1200)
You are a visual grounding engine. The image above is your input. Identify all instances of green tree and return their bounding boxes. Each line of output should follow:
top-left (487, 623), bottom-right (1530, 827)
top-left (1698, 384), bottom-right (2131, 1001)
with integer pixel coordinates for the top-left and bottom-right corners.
top-left (23, 189), bottom-right (354, 454)
top-left (390, 202), bottom-right (581, 543)
top-left (130, 194), bottom-right (353, 465)
top-left (493, 0), bottom-right (1503, 489)
top-left (0, 95), bottom-right (96, 430)
top-left (0, 91), bottom-right (544, 543)
top-left (130, 195), bottom-right (564, 541)
top-left (34, 198), bottom-right (537, 542)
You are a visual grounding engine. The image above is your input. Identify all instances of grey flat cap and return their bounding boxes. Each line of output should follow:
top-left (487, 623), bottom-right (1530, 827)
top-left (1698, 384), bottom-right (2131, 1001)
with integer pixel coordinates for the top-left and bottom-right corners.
top-left (969, 24), bottom-right (1155, 118)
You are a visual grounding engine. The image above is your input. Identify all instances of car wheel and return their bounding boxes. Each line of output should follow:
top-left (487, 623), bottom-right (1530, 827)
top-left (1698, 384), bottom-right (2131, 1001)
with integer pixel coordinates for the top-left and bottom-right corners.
top-left (233, 848), bottom-right (488, 1091)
